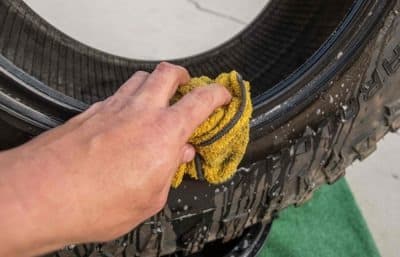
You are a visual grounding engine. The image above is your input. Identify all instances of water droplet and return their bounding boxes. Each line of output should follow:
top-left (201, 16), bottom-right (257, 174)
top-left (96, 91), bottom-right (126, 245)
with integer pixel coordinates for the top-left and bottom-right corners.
top-left (316, 109), bottom-right (322, 115)
top-left (193, 196), bottom-right (198, 200)
top-left (177, 198), bottom-right (182, 203)
top-left (152, 227), bottom-right (162, 234)
top-left (215, 188), bottom-right (220, 193)
top-left (336, 51), bottom-right (343, 59)
top-left (290, 147), bottom-right (295, 156)
top-left (329, 95), bottom-right (334, 103)
top-left (341, 83), bottom-right (345, 88)
top-left (68, 244), bottom-right (76, 250)
top-left (241, 239), bottom-right (250, 249)
top-left (183, 205), bottom-right (189, 211)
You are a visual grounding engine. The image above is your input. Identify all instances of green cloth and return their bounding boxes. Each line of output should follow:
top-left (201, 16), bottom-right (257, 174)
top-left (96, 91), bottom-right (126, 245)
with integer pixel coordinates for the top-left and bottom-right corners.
top-left (259, 179), bottom-right (380, 257)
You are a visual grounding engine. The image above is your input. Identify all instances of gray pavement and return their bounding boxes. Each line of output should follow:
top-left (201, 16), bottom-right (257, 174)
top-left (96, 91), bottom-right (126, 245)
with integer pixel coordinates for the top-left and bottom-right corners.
top-left (346, 133), bottom-right (400, 257)
top-left (23, 0), bottom-right (400, 256)
top-left (24, 0), bottom-right (267, 59)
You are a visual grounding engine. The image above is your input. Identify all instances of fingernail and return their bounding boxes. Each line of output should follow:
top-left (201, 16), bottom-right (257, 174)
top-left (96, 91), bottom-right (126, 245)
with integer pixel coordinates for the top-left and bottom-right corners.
top-left (182, 145), bottom-right (196, 163)
top-left (224, 89), bottom-right (232, 105)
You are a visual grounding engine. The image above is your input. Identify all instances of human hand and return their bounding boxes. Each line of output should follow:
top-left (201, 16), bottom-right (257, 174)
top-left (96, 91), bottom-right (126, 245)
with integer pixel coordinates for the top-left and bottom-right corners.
top-left (0, 62), bottom-right (231, 256)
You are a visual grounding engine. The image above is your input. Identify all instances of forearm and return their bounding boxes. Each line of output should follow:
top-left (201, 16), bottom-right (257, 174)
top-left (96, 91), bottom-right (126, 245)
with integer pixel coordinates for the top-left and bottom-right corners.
top-left (0, 148), bottom-right (66, 257)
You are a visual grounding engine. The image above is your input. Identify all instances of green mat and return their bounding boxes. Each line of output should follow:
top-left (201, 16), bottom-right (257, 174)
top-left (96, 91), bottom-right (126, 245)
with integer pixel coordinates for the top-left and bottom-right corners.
top-left (259, 179), bottom-right (380, 257)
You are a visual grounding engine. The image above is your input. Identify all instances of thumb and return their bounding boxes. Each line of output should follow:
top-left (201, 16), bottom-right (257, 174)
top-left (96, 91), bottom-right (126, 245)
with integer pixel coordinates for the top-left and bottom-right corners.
top-left (181, 144), bottom-right (196, 164)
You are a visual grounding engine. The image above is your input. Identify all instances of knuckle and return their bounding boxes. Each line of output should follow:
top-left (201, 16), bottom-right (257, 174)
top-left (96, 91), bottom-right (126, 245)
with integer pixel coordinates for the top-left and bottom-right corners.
top-left (156, 62), bottom-right (175, 73)
top-left (91, 101), bottom-right (103, 109)
top-left (68, 114), bottom-right (82, 124)
top-left (133, 70), bottom-right (149, 77)
top-left (85, 101), bottom-right (103, 113)
top-left (104, 96), bottom-right (119, 107)
top-left (118, 83), bottom-right (130, 93)
top-left (104, 96), bottom-right (126, 112)
top-left (192, 87), bottom-right (214, 106)
top-left (118, 82), bottom-right (136, 95)
top-left (88, 131), bottom-right (107, 153)
top-left (156, 62), bottom-right (188, 81)
top-left (214, 84), bottom-right (228, 95)
top-left (153, 62), bottom-right (189, 87)
top-left (69, 102), bottom-right (102, 123)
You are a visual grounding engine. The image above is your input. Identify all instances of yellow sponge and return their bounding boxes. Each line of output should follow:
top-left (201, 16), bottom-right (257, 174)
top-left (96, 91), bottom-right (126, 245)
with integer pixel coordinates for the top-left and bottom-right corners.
top-left (171, 71), bottom-right (252, 188)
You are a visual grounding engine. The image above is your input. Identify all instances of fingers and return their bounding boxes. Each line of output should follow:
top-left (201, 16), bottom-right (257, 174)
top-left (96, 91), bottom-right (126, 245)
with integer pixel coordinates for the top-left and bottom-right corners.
top-left (114, 71), bottom-right (149, 97)
top-left (70, 101), bottom-right (104, 124)
top-left (134, 62), bottom-right (190, 106)
top-left (97, 71), bottom-right (150, 113)
top-left (70, 71), bottom-right (148, 123)
top-left (169, 84), bottom-right (232, 141)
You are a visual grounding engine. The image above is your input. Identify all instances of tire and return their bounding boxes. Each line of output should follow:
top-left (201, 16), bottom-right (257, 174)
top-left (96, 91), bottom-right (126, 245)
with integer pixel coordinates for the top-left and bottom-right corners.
top-left (1, 0), bottom-right (400, 256)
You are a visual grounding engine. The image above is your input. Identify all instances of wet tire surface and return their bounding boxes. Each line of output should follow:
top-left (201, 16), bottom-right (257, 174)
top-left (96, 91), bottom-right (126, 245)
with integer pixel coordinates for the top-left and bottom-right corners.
top-left (0, 0), bottom-right (399, 256)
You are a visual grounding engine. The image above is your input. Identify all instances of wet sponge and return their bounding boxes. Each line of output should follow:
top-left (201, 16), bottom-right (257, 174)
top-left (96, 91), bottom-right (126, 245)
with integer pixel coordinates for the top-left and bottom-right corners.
top-left (171, 71), bottom-right (252, 188)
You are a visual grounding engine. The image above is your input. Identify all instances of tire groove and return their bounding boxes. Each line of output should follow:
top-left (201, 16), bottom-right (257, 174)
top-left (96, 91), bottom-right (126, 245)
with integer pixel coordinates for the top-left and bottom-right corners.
top-left (1, 3), bottom-right (18, 60)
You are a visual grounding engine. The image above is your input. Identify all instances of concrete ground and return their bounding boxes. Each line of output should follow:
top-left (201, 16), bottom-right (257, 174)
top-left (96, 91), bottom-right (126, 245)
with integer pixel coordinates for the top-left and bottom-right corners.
top-left (346, 133), bottom-right (400, 257)
top-left (23, 0), bottom-right (400, 256)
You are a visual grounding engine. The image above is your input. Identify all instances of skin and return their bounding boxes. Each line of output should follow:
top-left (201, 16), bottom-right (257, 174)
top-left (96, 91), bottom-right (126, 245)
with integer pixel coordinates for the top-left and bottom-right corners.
top-left (0, 62), bottom-right (231, 257)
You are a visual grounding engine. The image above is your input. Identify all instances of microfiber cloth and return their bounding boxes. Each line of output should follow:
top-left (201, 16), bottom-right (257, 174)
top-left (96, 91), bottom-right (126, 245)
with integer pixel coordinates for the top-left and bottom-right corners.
top-left (171, 71), bottom-right (252, 188)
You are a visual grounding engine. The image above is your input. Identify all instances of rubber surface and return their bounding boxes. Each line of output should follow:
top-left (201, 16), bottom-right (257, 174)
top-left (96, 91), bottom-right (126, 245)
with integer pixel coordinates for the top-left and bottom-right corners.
top-left (0, 0), bottom-right (399, 256)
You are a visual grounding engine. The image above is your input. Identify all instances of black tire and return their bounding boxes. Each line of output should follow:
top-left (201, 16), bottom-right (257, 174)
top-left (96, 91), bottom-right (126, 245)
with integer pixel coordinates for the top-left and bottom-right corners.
top-left (1, 0), bottom-right (399, 256)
